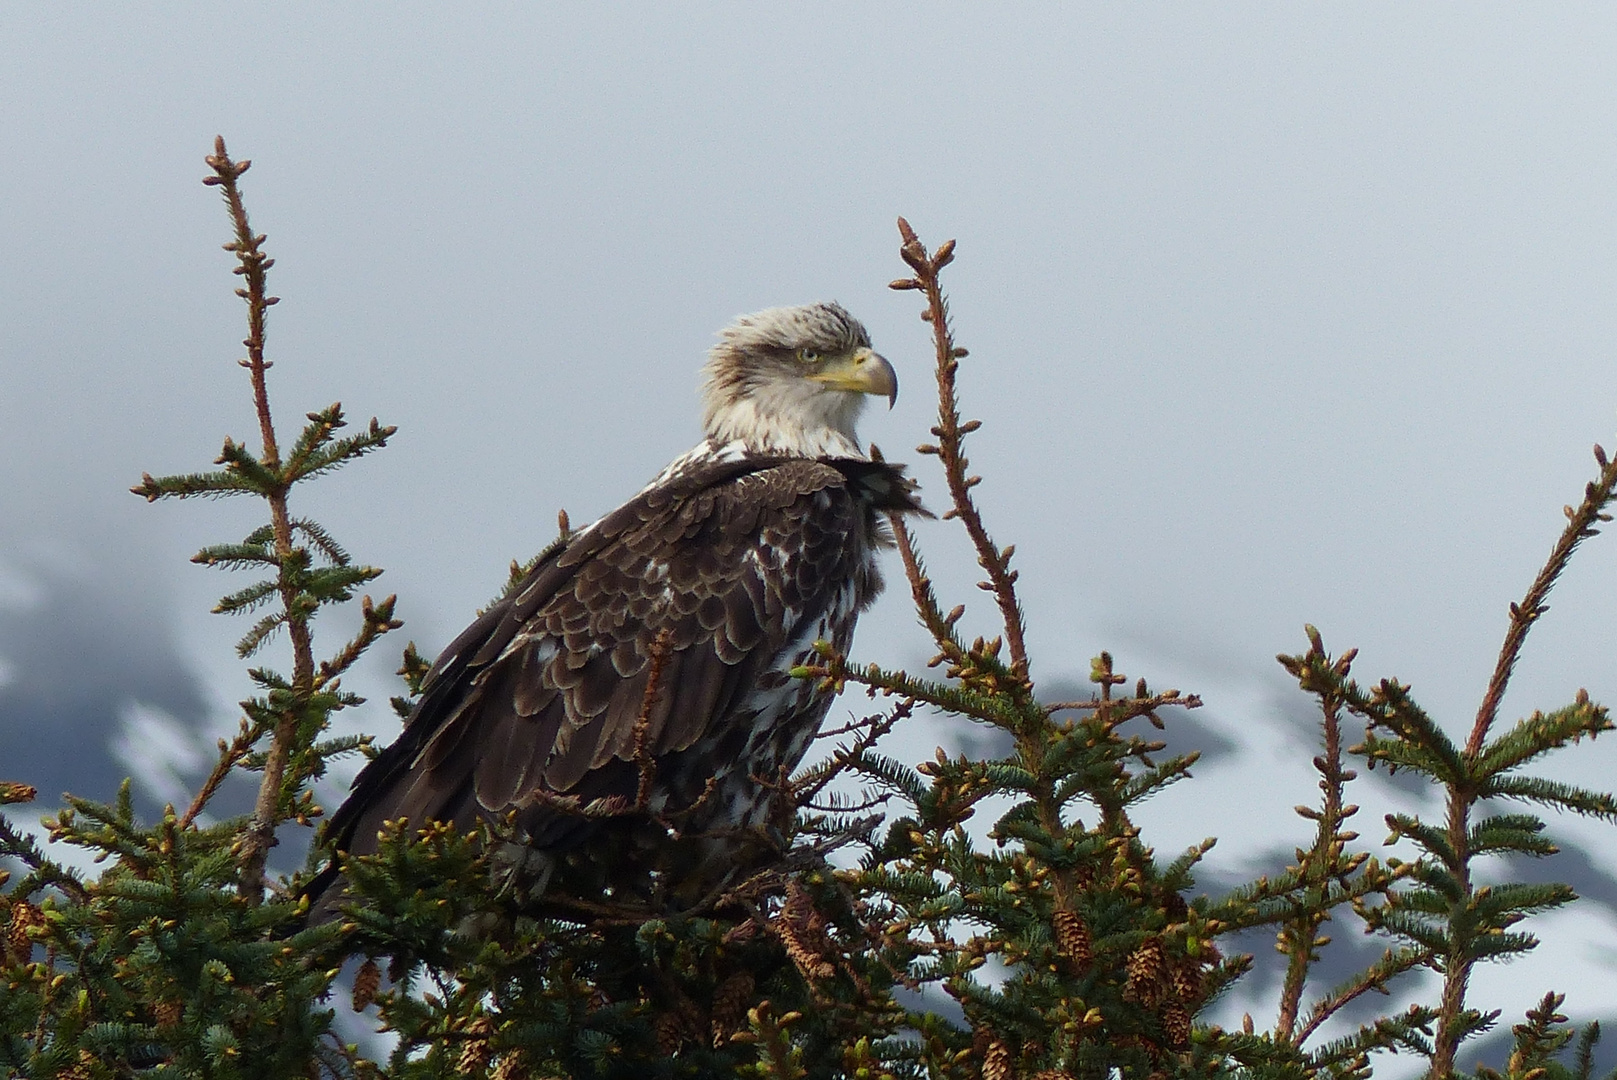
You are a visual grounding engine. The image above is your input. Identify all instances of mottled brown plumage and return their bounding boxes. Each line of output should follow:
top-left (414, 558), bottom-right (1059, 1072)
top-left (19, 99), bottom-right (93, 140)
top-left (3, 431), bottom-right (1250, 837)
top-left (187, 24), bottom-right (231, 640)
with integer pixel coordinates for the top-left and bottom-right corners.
top-left (311, 302), bottom-right (919, 911)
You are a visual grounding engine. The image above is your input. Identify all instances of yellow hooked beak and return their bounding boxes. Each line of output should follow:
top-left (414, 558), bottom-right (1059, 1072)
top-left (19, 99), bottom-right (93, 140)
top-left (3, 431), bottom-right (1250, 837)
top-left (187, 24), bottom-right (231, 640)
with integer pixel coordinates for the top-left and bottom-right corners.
top-left (808, 346), bottom-right (898, 408)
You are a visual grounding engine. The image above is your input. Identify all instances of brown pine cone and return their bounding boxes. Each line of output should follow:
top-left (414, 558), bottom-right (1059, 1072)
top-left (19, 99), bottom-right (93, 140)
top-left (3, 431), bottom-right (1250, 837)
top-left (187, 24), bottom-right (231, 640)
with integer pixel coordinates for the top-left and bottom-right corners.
top-left (7, 900), bottom-right (42, 961)
top-left (710, 970), bottom-right (756, 1047)
top-left (351, 958), bottom-right (382, 1011)
top-left (983, 1040), bottom-right (1013, 1080)
top-left (1052, 910), bottom-right (1092, 967)
top-left (1161, 1002), bottom-right (1192, 1048)
top-left (456, 1016), bottom-right (494, 1074)
top-left (153, 999), bottom-right (184, 1028)
top-left (490, 1050), bottom-right (528, 1080)
top-left (1169, 962), bottom-right (1204, 1004)
top-left (654, 1011), bottom-right (687, 1056)
top-left (1125, 936), bottom-right (1165, 1005)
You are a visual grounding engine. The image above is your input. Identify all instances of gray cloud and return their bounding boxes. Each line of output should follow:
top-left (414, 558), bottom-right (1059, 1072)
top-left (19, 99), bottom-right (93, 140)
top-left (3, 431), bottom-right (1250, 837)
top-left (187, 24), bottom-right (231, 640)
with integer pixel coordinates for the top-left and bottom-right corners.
top-left (0, 561), bottom-right (213, 813)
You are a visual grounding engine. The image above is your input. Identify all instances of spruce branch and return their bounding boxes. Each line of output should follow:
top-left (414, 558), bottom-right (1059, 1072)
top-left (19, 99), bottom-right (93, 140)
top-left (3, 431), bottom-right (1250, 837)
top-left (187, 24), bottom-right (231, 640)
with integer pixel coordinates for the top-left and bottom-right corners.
top-left (1469, 442), bottom-right (1617, 756)
top-left (179, 721), bottom-right (255, 829)
top-left (129, 138), bottom-right (398, 903)
top-left (291, 516), bottom-right (352, 565)
top-left (191, 533), bottom-right (279, 570)
top-left (794, 699), bottom-right (917, 807)
top-left (1416, 441), bottom-right (1617, 1078)
top-left (886, 510), bottom-right (970, 672)
top-left (891, 218), bottom-right (1030, 688)
top-left (1272, 629), bottom-right (1380, 1045)
top-left (1472, 695), bottom-right (1613, 783)
top-left (792, 646), bottom-right (1027, 729)
top-left (198, 137), bottom-right (308, 901)
top-left (316, 594), bottom-right (403, 689)
top-left (1480, 992), bottom-right (1575, 1080)
top-left (130, 467), bottom-right (259, 501)
top-left (1478, 774), bottom-right (1617, 818)
top-left (0, 813), bottom-right (88, 903)
top-left (391, 641), bottom-right (431, 719)
top-left (1294, 945), bottom-right (1433, 1046)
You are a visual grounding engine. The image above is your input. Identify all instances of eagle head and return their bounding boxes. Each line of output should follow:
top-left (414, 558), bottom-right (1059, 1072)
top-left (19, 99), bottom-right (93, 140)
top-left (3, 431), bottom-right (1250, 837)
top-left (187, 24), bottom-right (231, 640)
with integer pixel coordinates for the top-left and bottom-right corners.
top-left (701, 302), bottom-right (897, 458)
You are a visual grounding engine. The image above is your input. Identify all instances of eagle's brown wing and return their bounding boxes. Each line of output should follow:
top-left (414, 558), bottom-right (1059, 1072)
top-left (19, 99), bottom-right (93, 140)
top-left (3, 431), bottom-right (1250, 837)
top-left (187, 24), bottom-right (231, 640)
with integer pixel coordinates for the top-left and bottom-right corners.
top-left (319, 454), bottom-right (917, 870)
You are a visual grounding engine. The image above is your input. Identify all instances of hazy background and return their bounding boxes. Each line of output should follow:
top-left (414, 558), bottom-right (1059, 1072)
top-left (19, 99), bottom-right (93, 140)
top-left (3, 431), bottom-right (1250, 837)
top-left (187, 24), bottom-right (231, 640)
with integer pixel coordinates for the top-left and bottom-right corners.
top-left (5, 5), bottom-right (1617, 1066)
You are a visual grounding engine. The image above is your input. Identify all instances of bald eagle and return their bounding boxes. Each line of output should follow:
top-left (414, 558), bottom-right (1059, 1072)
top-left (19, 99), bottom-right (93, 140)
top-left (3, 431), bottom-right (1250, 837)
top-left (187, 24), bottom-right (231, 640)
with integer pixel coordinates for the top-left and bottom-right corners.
top-left (312, 302), bottom-right (920, 910)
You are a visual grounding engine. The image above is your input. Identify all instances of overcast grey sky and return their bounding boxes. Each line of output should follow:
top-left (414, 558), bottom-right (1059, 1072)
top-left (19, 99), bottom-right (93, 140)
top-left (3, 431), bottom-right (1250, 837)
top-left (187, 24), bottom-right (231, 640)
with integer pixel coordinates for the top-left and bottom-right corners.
top-left (6, 4), bottom-right (1617, 1057)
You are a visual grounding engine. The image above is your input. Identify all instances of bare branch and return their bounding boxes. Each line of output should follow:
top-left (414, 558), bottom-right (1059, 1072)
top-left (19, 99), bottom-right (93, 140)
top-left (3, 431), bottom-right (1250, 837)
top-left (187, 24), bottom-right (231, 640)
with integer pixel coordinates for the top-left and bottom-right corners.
top-left (634, 629), bottom-right (674, 811)
top-left (893, 218), bottom-right (1030, 687)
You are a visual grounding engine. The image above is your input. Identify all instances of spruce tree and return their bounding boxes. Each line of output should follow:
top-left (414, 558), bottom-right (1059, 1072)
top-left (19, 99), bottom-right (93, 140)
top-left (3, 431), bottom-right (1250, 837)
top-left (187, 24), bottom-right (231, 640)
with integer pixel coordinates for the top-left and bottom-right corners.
top-left (4, 140), bottom-right (1617, 1080)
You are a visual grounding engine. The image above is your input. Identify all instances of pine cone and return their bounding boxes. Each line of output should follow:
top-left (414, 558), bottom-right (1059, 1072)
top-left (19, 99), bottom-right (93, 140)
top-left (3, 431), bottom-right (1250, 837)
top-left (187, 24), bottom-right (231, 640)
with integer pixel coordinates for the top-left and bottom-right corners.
top-left (7, 900), bottom-right (42, 961)
top-left (710, 970), bottom-right (755, 1047)
top-left (785, 878), bottom-right (828, 938)
top-left (654, 1011), bottom-right (687, 1056)
top-left (153, 999), bottom-right (183, 1028)
top-left (1125, 936), bottom-right (1165, 1006)
top-left (1052, 910), bottom-right (1092, 968)
top-left (983, 1040), bottom-right (1012, 1080)
top-left (456, 1016), bottom-right (494, 1074)
top-left (490, 1051), bottom-right (527, 1080)
top-left (1161, 1002), bottom-right (1192, 1048)
top-left (60, 1049), bottom-right (96, 1080)
top-left (352, 958), bottom-right (382, 1011)
top-left (1169, 961), bottom-right (1203, 1004)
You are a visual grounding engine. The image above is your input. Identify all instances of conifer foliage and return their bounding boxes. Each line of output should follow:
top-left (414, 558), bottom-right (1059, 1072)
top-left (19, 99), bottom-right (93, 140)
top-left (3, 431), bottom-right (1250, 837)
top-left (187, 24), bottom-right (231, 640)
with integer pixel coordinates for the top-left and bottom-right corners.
top-left (5, 141), bottom-right (1617, 1079)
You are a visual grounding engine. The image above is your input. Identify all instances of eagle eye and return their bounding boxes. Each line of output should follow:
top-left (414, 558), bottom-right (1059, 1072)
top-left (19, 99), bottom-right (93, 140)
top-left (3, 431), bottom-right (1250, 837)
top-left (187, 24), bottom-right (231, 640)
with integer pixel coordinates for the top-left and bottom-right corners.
top-left (797, 347), bottom-right (821, 364)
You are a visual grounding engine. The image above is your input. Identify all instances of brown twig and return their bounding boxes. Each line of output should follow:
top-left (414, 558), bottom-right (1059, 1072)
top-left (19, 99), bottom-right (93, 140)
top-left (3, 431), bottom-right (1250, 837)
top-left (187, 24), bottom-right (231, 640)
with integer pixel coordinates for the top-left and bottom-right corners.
top-left (204, 138), bottom-right (281, 470)
top-left (179, 722), bottom-right (255, 829)
top-left (799, 792), bottom-right (891, 814)
top-left (1423, 444), bottom-right (1617, 1075)
top-left (538, 893), bottom-right (666, 927)
top-left (1467, 443), bottom-right (1617, 756)
top-left (658, 775), bottom-right (722, 836)
top-left (1044, 691), bottom-right (1201, 716)
top-left (1276, 630), bottom-right (1357, 1044)
top-left (812, 714), bottom-right (889, 741)
top-left (518, 788), bottom-right (632, 821)
top-left (1294, 947), bottom-right (1432, 1045)
top-left (887, 512), bottom-right (969, 669)
top-left (316, 594), bottom-right (402, 690)
top-left (536, 817), bottom-right (870, 927)
top-left (205, 137), bottom-right (313, 902)
top-left (794, 699), bottom-right (916, 806)
top-left (634, 630), bottom-right (674, 811)
top-left (793, 655), bottom-right (1016, 729)
top-left (890, 218), bottom-right (1029, 685)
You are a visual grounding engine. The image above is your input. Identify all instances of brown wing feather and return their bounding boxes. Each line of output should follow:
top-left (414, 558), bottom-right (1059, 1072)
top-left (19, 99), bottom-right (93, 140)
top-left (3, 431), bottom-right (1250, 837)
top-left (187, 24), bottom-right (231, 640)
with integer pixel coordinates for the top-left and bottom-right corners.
top-left (320, 454), bottom-right (919, 871)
